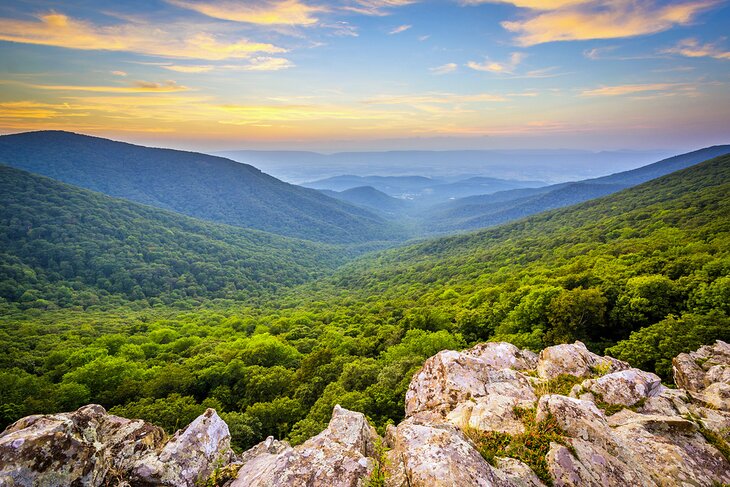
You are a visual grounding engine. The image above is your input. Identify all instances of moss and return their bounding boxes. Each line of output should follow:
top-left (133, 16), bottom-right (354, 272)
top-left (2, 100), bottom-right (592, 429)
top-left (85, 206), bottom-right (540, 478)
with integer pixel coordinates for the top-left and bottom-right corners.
top-left (196, 462), bottom-right (241, 487)
top-left (466, 407), bottom-right (576, 487)
top-left (536, 374), bottom-right (584, 397)
top-left (698, 423), bottom-right (730, 464)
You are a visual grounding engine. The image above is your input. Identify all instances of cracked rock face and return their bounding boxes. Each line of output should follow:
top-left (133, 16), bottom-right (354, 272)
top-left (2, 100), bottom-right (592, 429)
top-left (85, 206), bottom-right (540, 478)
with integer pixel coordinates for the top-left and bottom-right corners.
top-left (0, 406), bottom-right (232, 487)
top-left (231, 405), bottom-right (378, 487)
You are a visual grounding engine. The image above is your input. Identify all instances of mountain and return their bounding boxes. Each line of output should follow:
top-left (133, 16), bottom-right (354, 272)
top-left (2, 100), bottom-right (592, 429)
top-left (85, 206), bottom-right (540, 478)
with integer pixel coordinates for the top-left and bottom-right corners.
top-left (424, 145), bottom-right (730, 233)
top-left (323, 186), bottom-right (410, 216)
top-left (305, 174), bottom-right (544, 206)
top-left (0, 164), bottom-right (356, 310)
top-left (218, 149), bottom-right (673, 183)
top-left (0, 131), bottom-right (401, 244)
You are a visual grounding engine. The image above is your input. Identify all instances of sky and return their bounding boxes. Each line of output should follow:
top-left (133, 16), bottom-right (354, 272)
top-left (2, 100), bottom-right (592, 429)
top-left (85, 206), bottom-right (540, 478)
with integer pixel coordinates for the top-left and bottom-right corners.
top-left (0, 0), bottom-right (729, 152)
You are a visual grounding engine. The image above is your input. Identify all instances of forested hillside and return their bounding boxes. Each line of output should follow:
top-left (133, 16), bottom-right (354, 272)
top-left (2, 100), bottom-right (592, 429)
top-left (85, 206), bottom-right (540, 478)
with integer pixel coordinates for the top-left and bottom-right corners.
top-left (0, 131), bottom-right (401, 244)
top-left (0, 165), bottom-right (355, 310)
top-left (1, 154), bottom-right (728, 458)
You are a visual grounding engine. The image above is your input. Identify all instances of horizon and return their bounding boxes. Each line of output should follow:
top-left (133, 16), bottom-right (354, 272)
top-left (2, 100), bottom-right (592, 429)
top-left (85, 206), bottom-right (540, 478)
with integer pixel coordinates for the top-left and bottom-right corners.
top-left (0, 0), bottom-right (729, 152)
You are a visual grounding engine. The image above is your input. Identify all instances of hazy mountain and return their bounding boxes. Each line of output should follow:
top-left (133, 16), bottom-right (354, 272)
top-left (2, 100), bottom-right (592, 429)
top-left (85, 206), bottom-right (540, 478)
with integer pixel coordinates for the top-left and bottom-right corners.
top-left (0, 165), bottom-right (360, 309)
top-left (216, 149), bottom-right (673, 184)
top-left (322, 186), bottom-right (411, 216)
top-left (304, 174), bottom-right (545, 205)
top-left (423, 145), bottom-right (730, 233)
top-left (0, 131), bottom-right (402, 244)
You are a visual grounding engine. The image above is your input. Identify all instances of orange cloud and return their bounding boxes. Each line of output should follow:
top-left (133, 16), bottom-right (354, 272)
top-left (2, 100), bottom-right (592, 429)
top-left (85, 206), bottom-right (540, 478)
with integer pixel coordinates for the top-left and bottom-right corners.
top-left (663, 38), bottom-right (730, 60)
top-left (0, 12), bottom-right (285, 60)
top-left (501, 0), bottom-right (718, 46)
top-left (167, 0), bottom-right (325, 25)
top-left (459, 0), bottom-right (590, 9)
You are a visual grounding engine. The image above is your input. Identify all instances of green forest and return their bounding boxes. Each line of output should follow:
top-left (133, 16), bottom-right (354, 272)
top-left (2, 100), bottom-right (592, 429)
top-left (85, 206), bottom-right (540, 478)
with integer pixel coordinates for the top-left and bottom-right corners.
top-left (1, 153), bottom-right (729, 454)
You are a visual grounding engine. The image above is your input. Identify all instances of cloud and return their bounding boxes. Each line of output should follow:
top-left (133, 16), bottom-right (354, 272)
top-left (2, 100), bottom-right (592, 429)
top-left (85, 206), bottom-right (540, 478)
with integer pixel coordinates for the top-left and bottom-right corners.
top-left (167, 0), bottom-right (325, 26)
top-left (0, 12), bottom-right (286, 60)
top-left (344, 0), bottom-right (417, 16)
top-left (9, 80), bottom-right (190, 93)
top-left (111, 70), bottom-right (128, 76)
top-left (418, 35), bottom-right (430, 41)
top-left (459, 0), bottom-right (590, 9)
top-left (239, 56), bottom-right (295, 71)
top-left (467, 52), bottom-right (524, 73)
top-left (162, 65), bottom-right (214, 73)
top-left (366, 92), bottom-right (507, 105)
top-left (501, 0), bottom-right (719, 46)
top-left (580, 82), bottom-right (695, 97)
top-left (663, 38), bottom-right (730, 60)
top-left (389, 24), bottom-right (412, 35)
top-left (430, 63), bottom-right (457, 75)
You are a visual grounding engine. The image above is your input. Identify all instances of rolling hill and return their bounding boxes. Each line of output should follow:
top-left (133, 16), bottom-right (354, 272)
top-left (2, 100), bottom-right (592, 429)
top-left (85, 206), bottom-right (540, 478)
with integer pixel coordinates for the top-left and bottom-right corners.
top-left (0, 164), bottom-right (356, 310)
top-left (424, 145), bottom-right (730, 233)
top-left (322, 186), bottom-right (410, 216)
top-left (0, 131), bottom-right (402, 244)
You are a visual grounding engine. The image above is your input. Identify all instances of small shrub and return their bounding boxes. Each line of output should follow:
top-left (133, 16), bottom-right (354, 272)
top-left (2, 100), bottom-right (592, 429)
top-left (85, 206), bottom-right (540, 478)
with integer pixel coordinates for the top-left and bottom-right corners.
top-left (364, 438), bottom-right (390, 487)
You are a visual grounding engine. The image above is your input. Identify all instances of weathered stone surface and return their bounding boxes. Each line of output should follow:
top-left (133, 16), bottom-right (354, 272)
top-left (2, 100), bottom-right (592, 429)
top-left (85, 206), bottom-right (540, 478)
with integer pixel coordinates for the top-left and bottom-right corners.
top-left (465, 342), bottom-right (539, 371)
top-left (448, 393), bottom-right (535, 435)
top-left (611, 410), bottom-right (730, 486)
top-left (537, 341), bottom-right (629, 380)
top-left (0, 404), bottom-right (163, 487)
top-left (492, 457), bottom-right (546, 487)
top-left (231, 405), bottom-right (378, 487)
top-left (580, 369), bottom-right (665, 406)
top-left (384, 415), bottom-right (512, 487)
top-left (673, 340), bottom-right (730, 392)
top-left (132, 408), bottom-right (233, 486)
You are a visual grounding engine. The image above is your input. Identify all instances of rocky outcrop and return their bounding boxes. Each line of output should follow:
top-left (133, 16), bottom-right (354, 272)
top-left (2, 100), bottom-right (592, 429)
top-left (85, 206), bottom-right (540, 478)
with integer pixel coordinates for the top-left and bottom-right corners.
top-left (0, 406), bottom-right (232, 487)
top-left (2, 341), bottom-right (729, 487)
top-left (231, 405), bottom-right (378, 487)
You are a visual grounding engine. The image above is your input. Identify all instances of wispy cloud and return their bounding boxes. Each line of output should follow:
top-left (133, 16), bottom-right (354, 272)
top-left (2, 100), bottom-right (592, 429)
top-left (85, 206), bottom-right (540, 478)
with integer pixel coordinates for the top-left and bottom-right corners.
top-left (430, 63), bottom-right (457, 75)
top-left (366, 92), bottom-right (507, 105)
top-left (663, 38), bottom-right (730, 60)
top-left (167, 0), bottom-right (325, 26)
top-left (111, 70), bottom-right (128, 77)
top-left (389, 24), bottom-right (412, 35)
top-left (344, 0), bottom-right (418, 16)
top-left (0, 12), bottom-right (285, 60)
top-left (500, 0), bottom-right (719, 46)
top-left (6, 80), bottom-right (190, 93)
top-left (238, 56), bottom-right (295, 71)
top-left (162, 65), bottom-right (214, 73)
top-left (467, 52), bottom-right (524, 73)
top-left (459, 0), bottom-right (590, 9)
top-left (580, 82), bottom-right (696, 97)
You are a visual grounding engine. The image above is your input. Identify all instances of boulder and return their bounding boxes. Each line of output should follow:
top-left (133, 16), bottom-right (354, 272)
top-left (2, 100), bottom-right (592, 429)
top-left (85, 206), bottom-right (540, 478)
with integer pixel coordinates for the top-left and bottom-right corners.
top-left (464, 342), bottom-right (538, 371)
top-left (231, 405), bottom-right (378, 487)
top-left (132, 408), bottom-right (233, 486)
top-left (0, 404), bottom-right (163, 487)
top-left (537, 341), bottom-right (629, 380)
top-left (672, 340), bottom-right (730, 392)
top-left (447, 394), bottom-right (534, 435)
top-left (580, 369), bottom-right (665, 407)
top-left (384, 415), bottom-right (512, 487)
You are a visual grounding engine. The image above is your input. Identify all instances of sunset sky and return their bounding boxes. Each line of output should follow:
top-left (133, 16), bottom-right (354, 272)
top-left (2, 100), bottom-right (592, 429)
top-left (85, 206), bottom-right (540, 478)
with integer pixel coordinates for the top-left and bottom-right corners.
top-left (0, 0), bottom-right (729, 151)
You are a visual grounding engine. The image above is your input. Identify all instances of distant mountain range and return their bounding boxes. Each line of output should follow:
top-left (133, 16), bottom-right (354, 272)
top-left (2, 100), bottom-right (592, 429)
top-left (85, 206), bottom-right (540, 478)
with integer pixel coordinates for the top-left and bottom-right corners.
top-left (216, 149), bottom-right (673, 184)
top-left (421, 145), bottom-right (730, 233)
top-left (0, 131), bottom-right (402, 244)
top-left (304, 174), bottom-right (545, 204)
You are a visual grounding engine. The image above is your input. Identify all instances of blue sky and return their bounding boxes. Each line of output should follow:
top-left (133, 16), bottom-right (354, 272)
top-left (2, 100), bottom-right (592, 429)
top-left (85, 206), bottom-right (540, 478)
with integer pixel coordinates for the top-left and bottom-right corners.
top-left (0, 0), bottom-right (728, 151)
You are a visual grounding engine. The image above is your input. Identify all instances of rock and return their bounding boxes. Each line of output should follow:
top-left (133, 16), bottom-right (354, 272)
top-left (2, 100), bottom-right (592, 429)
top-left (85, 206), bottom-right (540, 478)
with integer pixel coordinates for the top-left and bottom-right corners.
top-left (132, 408), bottom-right (233, 486)
top-left (611, 410), bottom-right (730, 486)
top-left (447, 394), bottom-right (534, 435)
top-left (384, 415), bottom-right (511, 487)
top-left (405, 345), bottom-right (537, 417)
top-left (231, 405), bottom-right (378, 487)
top-left (580, 369), bottom-right (665, 407)
top-left (493, 457), bottom-right (546, 487)
top-left (673, 340), bottom-right (730, 392)
top-left (465, 342), bottom-right (539, 371)
top-left (536, 395), bottom-right (618, 454)
top-left (537, 341), bottom-right (629, 380)
top-left (698, 381), bottom-right (730, 411)
top-left (0, 404), bottom-right (163, 487)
